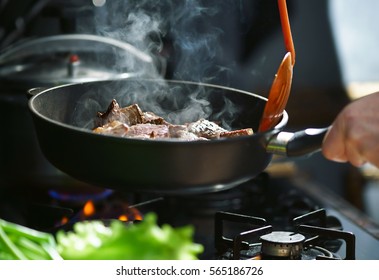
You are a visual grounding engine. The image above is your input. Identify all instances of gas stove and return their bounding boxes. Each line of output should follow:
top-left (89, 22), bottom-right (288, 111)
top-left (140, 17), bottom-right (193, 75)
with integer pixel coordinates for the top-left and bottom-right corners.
top-left (214, 209), bottom-right (355, 260)
top-left (1, 168), bottom-right (378, 260)
top-left (152, 171), bottom-right (379, 260)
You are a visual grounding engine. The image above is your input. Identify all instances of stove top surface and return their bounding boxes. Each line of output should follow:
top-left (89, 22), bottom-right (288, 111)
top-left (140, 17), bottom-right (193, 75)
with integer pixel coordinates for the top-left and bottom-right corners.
top-left (1, 171), bottom-right (378, 260)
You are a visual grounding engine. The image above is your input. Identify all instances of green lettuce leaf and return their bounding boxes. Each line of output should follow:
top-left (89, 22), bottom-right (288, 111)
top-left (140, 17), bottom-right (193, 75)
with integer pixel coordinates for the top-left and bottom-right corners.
top-left (56, 212), bottom-right (204, 260)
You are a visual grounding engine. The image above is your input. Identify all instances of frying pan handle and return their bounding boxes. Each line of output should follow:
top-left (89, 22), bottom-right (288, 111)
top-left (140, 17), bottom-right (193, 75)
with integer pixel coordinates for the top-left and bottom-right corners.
top-left (266, 127), bottom-right (330, 157)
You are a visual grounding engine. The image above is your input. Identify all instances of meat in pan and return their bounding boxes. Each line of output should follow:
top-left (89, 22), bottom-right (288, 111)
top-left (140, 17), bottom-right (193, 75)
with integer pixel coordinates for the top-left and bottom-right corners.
top-left (93, 99), bottom-right (253, 140)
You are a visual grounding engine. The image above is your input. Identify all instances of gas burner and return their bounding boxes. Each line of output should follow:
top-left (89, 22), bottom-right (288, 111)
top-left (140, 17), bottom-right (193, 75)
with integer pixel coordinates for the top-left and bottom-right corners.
top-left (48, 189), bottom-right (114, 204)
top-left (260, 231), bottom-right (305, 259)
top-left (215, 209), bottom-right (356, 260)
top-left (235, 238), bottom-right (339, 260)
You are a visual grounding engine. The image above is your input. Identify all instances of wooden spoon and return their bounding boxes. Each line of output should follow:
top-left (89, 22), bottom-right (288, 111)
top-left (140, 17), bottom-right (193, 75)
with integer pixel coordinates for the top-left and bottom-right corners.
top-left (258, 52), bottom-right (293, 132)
top-left (258, 0), bottom-right (294, 132)
top-left (278, 0), bottom-right (295, 65)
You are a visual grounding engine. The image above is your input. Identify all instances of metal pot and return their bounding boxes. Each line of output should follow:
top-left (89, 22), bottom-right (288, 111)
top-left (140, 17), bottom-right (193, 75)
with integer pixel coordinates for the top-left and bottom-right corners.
top-left (0, 34), bottom-right (162, 191)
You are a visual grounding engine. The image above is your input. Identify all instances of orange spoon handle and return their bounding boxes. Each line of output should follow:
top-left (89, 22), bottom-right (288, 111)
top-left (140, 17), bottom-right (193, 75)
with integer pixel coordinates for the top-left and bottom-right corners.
top-left (278, 0), bottom-right (295, 65)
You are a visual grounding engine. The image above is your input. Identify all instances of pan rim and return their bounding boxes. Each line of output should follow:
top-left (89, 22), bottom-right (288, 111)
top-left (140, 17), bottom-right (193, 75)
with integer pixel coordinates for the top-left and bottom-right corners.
top-left (28, 78), bottom-right (288, 144)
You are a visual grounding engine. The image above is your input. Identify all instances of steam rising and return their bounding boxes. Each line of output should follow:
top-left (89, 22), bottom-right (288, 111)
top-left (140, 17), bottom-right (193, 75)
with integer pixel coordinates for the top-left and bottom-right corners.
top-left (73, 0), bottom-right (245, 130)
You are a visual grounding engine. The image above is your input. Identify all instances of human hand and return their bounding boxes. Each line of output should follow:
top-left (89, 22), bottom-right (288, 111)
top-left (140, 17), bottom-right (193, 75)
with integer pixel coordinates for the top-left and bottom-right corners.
top-left (322, 91), bottom-right (379, 168)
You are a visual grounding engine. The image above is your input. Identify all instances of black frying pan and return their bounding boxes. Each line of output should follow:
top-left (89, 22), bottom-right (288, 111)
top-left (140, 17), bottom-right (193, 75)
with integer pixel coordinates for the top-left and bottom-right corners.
top-left (28, 78), bottom-right (327, 195)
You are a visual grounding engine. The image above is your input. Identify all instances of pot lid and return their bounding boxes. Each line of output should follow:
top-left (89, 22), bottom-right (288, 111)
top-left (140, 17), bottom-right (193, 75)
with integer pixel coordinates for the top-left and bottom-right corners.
top-left (0, 34), bottom-right (162, 88)
top-left (0, 52), bottom-right (136, 86)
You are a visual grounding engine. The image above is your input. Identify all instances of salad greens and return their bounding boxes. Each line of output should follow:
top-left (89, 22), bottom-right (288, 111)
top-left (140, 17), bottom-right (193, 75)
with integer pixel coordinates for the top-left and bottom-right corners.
top-left (0, 212), bottom-right (203, 260)
top-left (0, 218), bottom-right (61, 260)
top-left (56, 213), bottom-right (203, 260)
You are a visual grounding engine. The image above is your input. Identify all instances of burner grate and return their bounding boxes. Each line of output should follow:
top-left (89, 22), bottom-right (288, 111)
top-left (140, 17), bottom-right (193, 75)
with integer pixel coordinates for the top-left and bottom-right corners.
top-left (215, 209), bottom-right (356, 260)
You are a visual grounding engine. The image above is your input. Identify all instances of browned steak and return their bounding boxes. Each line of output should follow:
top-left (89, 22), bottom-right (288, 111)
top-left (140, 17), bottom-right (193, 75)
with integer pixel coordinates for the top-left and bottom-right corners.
top-left (168, 125), bottom-right (207, 141)
top-left (95, 100), bottom-right (143, 127)
top-left (187, 118), bottom-right (227, 139)
top-left (220, 128), bottom-right (254, 138)
top-left (125, 123), bottom-right (169, 139)
top-left (93, 100), bottom-right (254, 140)
top-left (142, 111), bottom-right (168, 125)
top-left (93, 120), bottom-right (129, 137)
